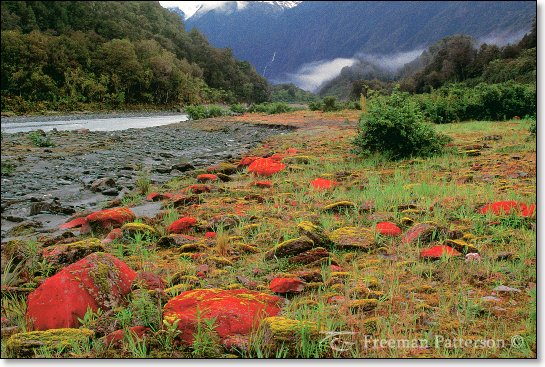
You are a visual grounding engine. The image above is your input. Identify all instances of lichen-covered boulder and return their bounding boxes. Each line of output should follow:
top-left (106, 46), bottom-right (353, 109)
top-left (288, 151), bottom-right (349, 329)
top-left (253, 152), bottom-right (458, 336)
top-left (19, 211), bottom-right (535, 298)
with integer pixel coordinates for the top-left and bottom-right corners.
top-left (180, 184), bottom-right (211, 194)
top-left (6, 328), bottom-right (94, 357)
top-left (329, 227), bottom-right (376, 251)
top-left (156, 234), bottom-right (198, 248)
top-left (310, 178), bottom-right (337, 190)
top-left (443, 239), bottom-right (479, 254)
top-left (479, 201), bottom-right (535, 217)
top-left (401, 222), bottom-right (448, 245)
top-left (121, 222), bottom-right (159, 237)
top-left (261, 316), bottom-right (318, 346)
top-left (288, 247), bottom-right (329, 265)
top-left (297, 221), bottom-right (334, 248)
top-left (322, 201), bottom-right (357, 213)
top-left (168, 217), bottom-right (197, 234)
top-left (196, 173), bottom-right (220, 183)
top-left (41, 238), bottom-right (104, 270)
top-left (59, 207), bottom-right (136, 233)
top-left (248, 158), bottom-right (285, 176)
top-left (207, 162), bottom-right (239, 175)
top-left (419, 245), bottom-right (462, 260)
top-left (269, 277), bottom-right (306, 294)
top-left (375, 222), bottom-right (402, 237)
top-left (265, 237), bottom-right (314, 260)
top-left (162, 289), bottom-right (283, 345)
top-left (26, 253), bottom-right (136, 330)
top-left (238, 156), bottom-right (260, 168)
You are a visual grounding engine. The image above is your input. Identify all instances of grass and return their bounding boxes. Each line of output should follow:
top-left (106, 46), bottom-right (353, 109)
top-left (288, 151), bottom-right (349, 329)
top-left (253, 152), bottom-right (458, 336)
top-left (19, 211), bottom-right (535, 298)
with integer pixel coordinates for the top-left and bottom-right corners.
top-left (0, 113), bottom-right (535, 358)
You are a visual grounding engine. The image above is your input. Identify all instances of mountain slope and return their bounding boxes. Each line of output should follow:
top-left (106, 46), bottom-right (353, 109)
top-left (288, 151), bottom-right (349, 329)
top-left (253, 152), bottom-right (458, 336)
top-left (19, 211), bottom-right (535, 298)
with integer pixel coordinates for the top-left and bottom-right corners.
top-left (185, 1), bottom-right (535, 87)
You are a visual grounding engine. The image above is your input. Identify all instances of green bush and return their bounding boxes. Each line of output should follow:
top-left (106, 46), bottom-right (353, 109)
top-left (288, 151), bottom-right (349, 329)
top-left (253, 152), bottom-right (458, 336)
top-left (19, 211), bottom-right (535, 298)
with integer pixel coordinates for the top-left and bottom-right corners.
top-left (28, 131), bottom-right (55, 147)
top-left (184, 105), bottom-right (228, 120)
top-left (247, 102), bottom-right (293, 114)
top-left (308, 101), bottom-right (322, 111)
top-left (353, 90), bottom-right (451, 160)
top-left (322, 96), bottom-right (339, 112)
top-left (229, 103), bottom-right (246, 114)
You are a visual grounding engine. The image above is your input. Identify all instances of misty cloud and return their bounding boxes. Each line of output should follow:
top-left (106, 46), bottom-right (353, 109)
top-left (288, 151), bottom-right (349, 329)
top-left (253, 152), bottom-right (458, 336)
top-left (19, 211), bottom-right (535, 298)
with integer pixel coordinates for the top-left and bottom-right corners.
top-left (356, 49), bottom-right (425, 72)
top-left (478, 29), bottom-right (529, 47)
top-left (285, 58), bottom-right (357, 91)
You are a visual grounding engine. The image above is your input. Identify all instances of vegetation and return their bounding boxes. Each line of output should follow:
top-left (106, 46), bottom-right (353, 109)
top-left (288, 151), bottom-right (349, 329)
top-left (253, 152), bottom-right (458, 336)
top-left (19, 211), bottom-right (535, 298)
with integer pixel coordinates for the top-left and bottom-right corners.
top-left (270, 84), bottom-right (318, 103)
top-left (1, 1), bottom-right (270, 113)
top-left (184, 105), bottom-right (230, 120)
top-left (353, 90), bottom-right (451, 159)
top-left (247, 102), bottom-right (294, 115)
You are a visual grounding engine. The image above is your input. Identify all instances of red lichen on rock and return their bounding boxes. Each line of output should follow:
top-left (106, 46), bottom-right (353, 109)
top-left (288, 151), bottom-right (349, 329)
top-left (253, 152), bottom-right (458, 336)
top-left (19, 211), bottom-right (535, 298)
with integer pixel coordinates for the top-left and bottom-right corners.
top-left (196, 174), bottom-right (219, 183)
top-left (269, 277), bottom-right (305, 294)
top-left (104, 326), bottom-right (149, 346)
top-left (248, 158), bottom-right (285, 176)
top-left (310, 178), bottom-right (338, 190)
top-left (375, 222), bottom-right (402, 237)
top-left (168, 217), bottom-right (197, 234)
top-left (162, 289), bottom-right (283, 345)
top-left (252, 181), bottom-right (273, 188)
top-left (479, 201), bottom-right (535, 217)
top-left (26, 253), bottom-right (136, 330)
top-left (419, 245), bottom-right (462, 260)
top-left (101, 228), bottom-right (122, 244)
top-left (180, 184), bottom-right (211, 194)
top-left (86, 207), bottom-right (136, 230)
top-left (238, 156), bottom-right (260, 167)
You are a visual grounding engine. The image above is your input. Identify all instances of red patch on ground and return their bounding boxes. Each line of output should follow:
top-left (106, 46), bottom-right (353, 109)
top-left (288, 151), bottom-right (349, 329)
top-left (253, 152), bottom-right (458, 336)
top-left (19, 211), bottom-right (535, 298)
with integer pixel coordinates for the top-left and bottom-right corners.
top-left (419, 245), bottom-right (462, 260)
top-left (479, 201), bottom-right (535, 217)
top-left (376, 222), bottom-right (402, 237)
top-left (133, 271), bottom-right (165, 291)
top-left (104, 326), bottom-right (149, 346)
top-left (196, 174), bottom-right (219, 183)
top-left (26, 253), bottom-right (136, 330)
top-left (205, 231), bottom-right (217, 239)
top-left (269, 153), bottom-right (285, 162)
top-left (401, 223), bottom-right (436, 244)
top-left (269, 277), bottom-right (305, 294)
top-left (168, 217), bottom-right (197, 234)
top-left (59, 217), bottom-right (89, 231)
top-left (310, 178), bottom-right (337, 190)
top-left (253, 181), bottom-right (273, 188)
top-left (146, 192), bottom-right (173, 201)
top-left (181, 184), bottom-right (211, 194)
top-left (248, 158), bottom-right (285, 176)
top-left (285, 148), bottom-right (298, 155)
top-left (86, 207), bottom-right (136, 229)
top-left (330, 265), bottom-right (344, 272)
top-left (162, 289), bottom-right (283, 345)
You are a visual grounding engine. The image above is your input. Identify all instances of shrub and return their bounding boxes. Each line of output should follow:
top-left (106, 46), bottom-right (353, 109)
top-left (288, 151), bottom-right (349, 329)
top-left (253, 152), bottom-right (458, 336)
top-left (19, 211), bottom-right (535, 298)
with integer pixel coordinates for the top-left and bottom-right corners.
top-left (322, 96), bottom-right (338, 112)
top-left (308, 101), bottom-right (322, 111)
top-left (247, 102), bottom-right (293, 114)
top-left (28, 131), bottom-right (55, 147)
top-left (184, 105), bottom-right (228, 120)
top-left (353, 90), bottom-right (451, 160)
top-left (229, 103), bottom-right (246, 114)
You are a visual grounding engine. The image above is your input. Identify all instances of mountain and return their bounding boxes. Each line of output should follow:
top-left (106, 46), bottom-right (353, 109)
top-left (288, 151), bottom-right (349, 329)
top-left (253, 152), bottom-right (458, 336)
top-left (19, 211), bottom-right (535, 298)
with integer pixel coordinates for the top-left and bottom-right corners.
top-left (184, 1), bottom-right (536, 90)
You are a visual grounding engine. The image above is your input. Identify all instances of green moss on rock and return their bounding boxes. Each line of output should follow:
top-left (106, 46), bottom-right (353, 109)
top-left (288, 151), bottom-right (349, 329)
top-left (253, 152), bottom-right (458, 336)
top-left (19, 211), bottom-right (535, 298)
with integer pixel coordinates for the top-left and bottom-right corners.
top-left (6, 328), bottom-right (94, 357)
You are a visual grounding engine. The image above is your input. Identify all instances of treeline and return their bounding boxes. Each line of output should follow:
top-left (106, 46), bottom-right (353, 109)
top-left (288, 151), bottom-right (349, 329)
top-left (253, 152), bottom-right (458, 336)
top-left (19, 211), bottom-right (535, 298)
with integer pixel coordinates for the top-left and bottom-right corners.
top-left (1, 1), bottom-right (270, 113)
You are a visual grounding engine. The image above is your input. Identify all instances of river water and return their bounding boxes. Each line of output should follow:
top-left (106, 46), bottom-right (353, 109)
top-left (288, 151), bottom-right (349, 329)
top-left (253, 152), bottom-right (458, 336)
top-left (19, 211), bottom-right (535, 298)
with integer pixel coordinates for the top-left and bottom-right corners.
top-left (1, 113), bottom-right (189, 133)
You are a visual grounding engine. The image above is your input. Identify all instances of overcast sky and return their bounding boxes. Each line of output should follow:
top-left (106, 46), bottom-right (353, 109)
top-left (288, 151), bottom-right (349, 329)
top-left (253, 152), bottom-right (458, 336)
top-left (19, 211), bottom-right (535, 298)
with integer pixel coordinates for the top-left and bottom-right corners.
top-left (159, 2), bottom-right (232, 18)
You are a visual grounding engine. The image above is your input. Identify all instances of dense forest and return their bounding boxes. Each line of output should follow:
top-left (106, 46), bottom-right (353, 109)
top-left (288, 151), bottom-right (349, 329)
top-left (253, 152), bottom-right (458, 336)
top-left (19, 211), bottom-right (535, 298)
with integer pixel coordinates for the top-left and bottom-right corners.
top-left (0, 1), bottom-right (270, 113)
top-left (319, 19), bottom-right (536, 101)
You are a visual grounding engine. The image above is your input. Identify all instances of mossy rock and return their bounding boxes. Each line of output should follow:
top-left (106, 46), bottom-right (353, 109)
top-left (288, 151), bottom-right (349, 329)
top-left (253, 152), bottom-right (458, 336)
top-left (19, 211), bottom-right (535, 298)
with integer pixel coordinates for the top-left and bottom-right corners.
top-left (443, 239), bottom-right (479, 254)
top-left (156, 234), bottom-right (198, 249)
top-left (347, 299), bottom-right (378, 313)
top-left (234, 243), bottom-right (261, 254)
top-left (400, 217), bottom-right (415, 226)
top-left (179, 243), bottom-right (209, 253)
top-left (401, 208), bottom-right (426, 215)
top-left (265, 236), bottom-right (315, 260)
top-left (261, 316), bottom-right (319, 346)
top-left (330, 271), bottom-right (351, 279)
top-left (121, 222), bottom-right (159, 237)
top-left (464, 149), bottom-right (481, 156)
top-left (216, 173), bottom-right (232, 182)
top-left (41, 238), bottom-right (104, 269)
top-left (6, 328), bottom-right (94, 357)
top-left (288, 247), bottom-right (329, 265)
top-left (328, 227), bottom-right (376, 251)
top-left (164, 283), bottom-right (194, 296)
top-left (240, 224), bottom-right (260, 233)
top-left (297, 221), bottom-right (333, 248)
top-left (207, 256), bottom-right (233, 267)
top-left (322, 201), bottom-right (357, 213)
top-left (208, 162), bottom-right (239, 175)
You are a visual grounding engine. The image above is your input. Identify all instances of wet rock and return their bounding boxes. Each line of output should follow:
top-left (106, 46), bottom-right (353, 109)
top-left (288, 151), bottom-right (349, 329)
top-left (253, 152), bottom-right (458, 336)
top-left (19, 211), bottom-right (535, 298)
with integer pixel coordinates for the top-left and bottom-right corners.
top-left (26, 252), bottom-right (136, 330)
top-left (162, 289), bottom-right (283, 345)
top-left (265, 236), bottom-right (314, 260)
top-left (7, 220), bottom-right (42, 236)
top-left (6, 328), bottom-right (94, 357)
top-left (29, 199), bottom-right (75, 216)
top-left (146, 192), bottom-right (173, 201)
top-left (171, 161), bottom-right (195, 172)
top-left (329, 227), bottom-right (375, 251)
top-left (90, 177), bottom-right (116, 193)
top-left (269, 277), bottom-right (305, 294)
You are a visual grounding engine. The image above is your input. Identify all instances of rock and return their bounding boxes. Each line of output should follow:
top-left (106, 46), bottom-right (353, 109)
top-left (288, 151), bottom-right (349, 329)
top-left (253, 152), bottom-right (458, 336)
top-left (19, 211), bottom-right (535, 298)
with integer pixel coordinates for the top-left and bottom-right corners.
top-left (310, 178), bottom-right (337, 190)
top-left (168, 217), bottom-right (197, 234)
top-left (101, 228), bottom-right (122, 244)
top-left (481, 296), bottom-right (502, 303)
top-left (295, 270), bottom-right (323, 283)
top-left (26, 253), bottom-right (136, 330)
top-left (252, 181), bottom-right (273, 188)
top-left (479, 201), bottom-right (535, 217)
top-left (196, 174), bottom-right (219, 183)
top-left (492, 285), bottom-right (521, 293)
top-left (29, 199), bottom-right (75, 216)
top-left (261, 316), bottom-right (318, 349)
top-left (6, 328), bottom-right (94, 357)
top-left (465, 253), bottom-right (482, 263)
top-left (90, 177), bottom-right (116, 193)
top-left (322, 201), bottom-right (357, 213)
top-left (162, 289), bottom-right (283, 345)
top-left (121, 222), bottom-right (159, 237)
top-left (419, 245), bottom-right (462, 260)
top-left (171, 162), bottom-right (195, 172)
top-left (103, 326), bottom-right (149, 346)
top-left (207, 162), bottom-right (239, 175)
top-left (329, 227), bottom-right (375, 251)
top-left (402, 222), bottom-right (447, 245)
top-left (101, 188), bottom-right (119, 196)
top-left (288, 247), bottom-right (329, 265)
top-left (265, 237), bottom-right (314, 260)
top-left (283, 155), bottom-right (314, 165)
top-left (216, 173), bottom-right (232, 182)
top-left (269, 277), bottom-right (305, 294)
top-left (443, 239), bottom-right (479, 254)
top-left (236, 275), bottom-right (258, 289)
top-left (297, 221), bottom-right (334, 248)
top-left (181, 184), bottom-right (211, 194)
top-left (375, 222), bottom-right (402, 237)
top-left (60, 207), bottom-right (136, 233)
top-left (464, 149), bottom-right (481, 156)
top-left (483, 135), bottom-right (502, 141)
top-left (156, 234), bottom-right (198, 248)
top-left (238, 156), bottom-right (259, 168)
top-left (207, 215), bottom-right (240, 231)
top-left (248, 158), bottom-right (285, 176)
top-left (132, 272), bottom-right (165, 291)
top-left (171, 194), bottom-right (200, 208)
top-left (146, 192), bottom-right (173, 201)
top-left (41, 238), bottom-right (105, 269)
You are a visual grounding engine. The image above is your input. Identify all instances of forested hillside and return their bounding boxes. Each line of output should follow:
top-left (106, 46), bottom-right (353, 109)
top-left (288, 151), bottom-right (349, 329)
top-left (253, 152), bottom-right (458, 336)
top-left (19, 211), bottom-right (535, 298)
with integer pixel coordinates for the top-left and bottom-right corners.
top-left (1, 1), bottom-right (270, 113)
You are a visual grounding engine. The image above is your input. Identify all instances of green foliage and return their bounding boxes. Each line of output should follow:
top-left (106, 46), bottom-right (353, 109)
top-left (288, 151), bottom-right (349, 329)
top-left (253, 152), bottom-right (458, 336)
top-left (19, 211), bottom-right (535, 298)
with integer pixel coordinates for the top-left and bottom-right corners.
top-left (528, 119), bottom-right (536, 136)
top-left (191, 308), bottom-right (221, 358)
top-left (184, 104), bottom-right (229, 120)
top-left (353, 90), bottom-right (451, 160)
top-left (1, 160), bottom-right (16, 176)
top-left (248, 102), bottom-right (293, 114)
top-left (321, 96), bottom-right (338, 112)
top-left (229, 103), bottom-right (246, 114)
top-left (308, 101), bottom-right (322, 111)
top-left (0, 1), bottom-right (270, 113)
top-left (27, 131), bottom-right (54, 147)
top-left (128, 291), bottom-right (161, 330)
top-left (270, 83), bottom-right (318, 103)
